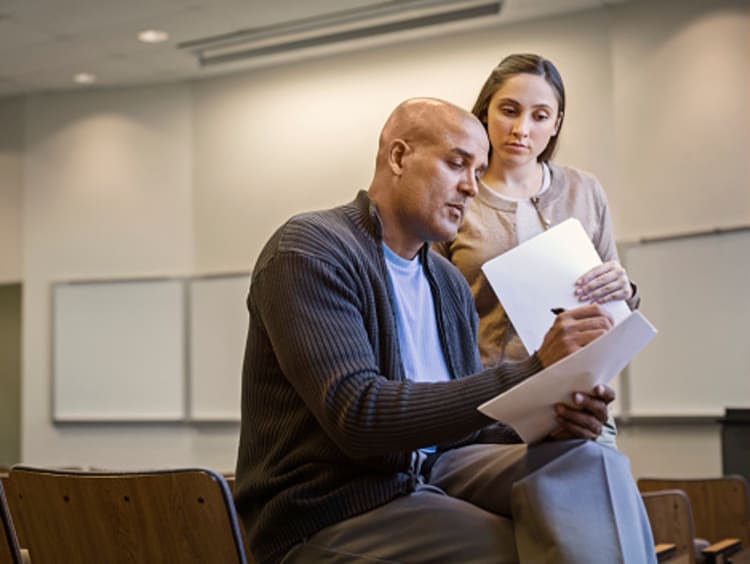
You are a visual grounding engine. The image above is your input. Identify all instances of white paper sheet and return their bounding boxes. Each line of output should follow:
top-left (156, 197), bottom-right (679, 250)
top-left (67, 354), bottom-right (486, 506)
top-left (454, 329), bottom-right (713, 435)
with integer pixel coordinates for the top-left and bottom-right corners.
top-left (481, 218), bottom-right (631, 355)
top-left (477, 310), bottom-right (657, 443)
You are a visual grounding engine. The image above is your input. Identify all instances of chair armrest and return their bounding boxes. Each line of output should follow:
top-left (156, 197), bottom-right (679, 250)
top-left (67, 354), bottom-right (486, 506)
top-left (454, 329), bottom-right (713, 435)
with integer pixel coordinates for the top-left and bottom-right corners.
top-left (702, 538), bottom-right (742, 564)
top-left (656, 543), bottom-right (677, 561)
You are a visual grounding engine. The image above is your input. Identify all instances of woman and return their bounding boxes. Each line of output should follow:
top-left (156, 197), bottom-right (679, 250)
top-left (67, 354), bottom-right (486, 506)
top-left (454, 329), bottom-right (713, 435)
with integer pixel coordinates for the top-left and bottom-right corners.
top-left (436, 53), bottom-right (639, 446)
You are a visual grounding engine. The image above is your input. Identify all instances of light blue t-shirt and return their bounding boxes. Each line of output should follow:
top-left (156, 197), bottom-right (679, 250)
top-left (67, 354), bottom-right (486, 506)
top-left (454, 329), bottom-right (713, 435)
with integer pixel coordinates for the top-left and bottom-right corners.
top-left (383, 243), bottom-right (452, 459)
top-left (382, 244), bottom-right (451, 384)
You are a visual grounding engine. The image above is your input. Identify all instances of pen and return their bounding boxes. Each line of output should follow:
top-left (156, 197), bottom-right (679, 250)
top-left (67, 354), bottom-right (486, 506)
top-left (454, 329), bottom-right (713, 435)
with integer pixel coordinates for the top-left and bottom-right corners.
top-left (550, 307), bottom-right (566, 315)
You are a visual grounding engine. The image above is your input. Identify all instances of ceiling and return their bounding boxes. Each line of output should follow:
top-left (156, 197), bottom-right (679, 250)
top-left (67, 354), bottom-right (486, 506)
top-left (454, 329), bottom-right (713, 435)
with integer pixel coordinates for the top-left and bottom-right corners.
top-left (0, 0), bottom-right (625, 99)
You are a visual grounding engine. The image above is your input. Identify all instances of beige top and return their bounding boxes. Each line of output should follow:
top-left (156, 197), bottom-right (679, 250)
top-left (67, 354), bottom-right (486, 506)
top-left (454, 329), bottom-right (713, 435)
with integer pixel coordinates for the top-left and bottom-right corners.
top-left (436, 162), bottom-right (638, 367)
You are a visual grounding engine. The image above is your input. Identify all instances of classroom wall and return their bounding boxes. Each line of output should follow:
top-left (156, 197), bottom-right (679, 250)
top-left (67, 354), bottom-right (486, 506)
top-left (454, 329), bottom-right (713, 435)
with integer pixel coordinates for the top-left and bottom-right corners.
top-left (22, 83), bottom-right (200, 468)
top-left (8, 0), bottom-right (749, 476)
top-left (618, 423), bottom-right (724, 480)
top-left (611, 0), bottom-right (747, 479)
top-left (610, 0), bottom-right (750, 238)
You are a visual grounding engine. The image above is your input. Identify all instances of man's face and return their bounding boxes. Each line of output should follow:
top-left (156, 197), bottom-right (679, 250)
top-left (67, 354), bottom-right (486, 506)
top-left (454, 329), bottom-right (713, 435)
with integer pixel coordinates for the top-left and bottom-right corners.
top-left (393, 116), bottom-right (488, 255)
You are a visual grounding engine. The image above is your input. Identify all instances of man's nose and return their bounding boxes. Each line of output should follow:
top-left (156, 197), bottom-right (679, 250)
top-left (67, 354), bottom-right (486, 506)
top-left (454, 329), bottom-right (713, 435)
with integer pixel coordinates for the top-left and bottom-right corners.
top-left (459, 172), bottom-right (479, 198)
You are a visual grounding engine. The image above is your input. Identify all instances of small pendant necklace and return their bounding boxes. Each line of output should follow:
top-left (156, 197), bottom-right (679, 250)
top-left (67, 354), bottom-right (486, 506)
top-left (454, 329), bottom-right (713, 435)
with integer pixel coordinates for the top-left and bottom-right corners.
top-left (529, 165), bottom-right (551, 230)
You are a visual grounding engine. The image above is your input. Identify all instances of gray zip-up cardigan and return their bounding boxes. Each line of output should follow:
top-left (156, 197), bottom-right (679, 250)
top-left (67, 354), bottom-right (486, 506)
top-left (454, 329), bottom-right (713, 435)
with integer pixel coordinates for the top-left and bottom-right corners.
top-left (234, 191), bottom-right (542, 564)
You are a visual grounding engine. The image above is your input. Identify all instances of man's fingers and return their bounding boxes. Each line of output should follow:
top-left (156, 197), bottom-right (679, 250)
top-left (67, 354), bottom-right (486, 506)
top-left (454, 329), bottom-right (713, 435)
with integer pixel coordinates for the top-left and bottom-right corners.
top-left (593, 384), bottom-right (616, 404)
top-left (558, 303), bottom-right (613, 322)
top-left (552, 317), bottom-right (612, 348)
top-left (571, 393), bottom-right (608, 423)
top-left (536, 305), bottom-right (615, 367)
top-left (547, 386), bottom-right (615, 442)
top-left (555, 420), bottom-right (599, 441)
top-left (553, 306), bottom-right (613, 344)
top-left (554, 405), bottom-right (601, 440)
top-left (566, 328), bottom-right (610, 349)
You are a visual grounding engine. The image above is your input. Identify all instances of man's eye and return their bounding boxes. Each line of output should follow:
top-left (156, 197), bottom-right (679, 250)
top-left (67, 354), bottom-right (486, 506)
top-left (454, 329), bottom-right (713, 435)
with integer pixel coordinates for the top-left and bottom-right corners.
top-left (448, 161), bottom-right (463, 169)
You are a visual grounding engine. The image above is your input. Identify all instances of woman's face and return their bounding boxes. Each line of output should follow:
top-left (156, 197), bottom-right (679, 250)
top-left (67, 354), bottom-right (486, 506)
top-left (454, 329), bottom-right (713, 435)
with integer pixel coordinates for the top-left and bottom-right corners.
top-left (485, 72), bottom-right (561, 167)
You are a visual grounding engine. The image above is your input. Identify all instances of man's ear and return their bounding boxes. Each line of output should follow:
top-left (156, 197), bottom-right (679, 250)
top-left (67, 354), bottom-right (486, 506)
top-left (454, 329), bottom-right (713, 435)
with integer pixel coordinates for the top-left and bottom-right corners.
top-left (388, 139), bottom-right (410, 175)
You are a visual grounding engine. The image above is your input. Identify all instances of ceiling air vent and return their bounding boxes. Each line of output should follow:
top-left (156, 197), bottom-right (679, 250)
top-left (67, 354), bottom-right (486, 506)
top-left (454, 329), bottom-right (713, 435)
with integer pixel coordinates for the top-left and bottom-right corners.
top-left (178, 0), bottom-right (503, 67)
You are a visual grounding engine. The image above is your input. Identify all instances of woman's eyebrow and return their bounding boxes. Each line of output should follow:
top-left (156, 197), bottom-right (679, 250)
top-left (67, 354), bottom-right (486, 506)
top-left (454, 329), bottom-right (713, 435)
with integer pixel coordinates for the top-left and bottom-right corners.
top-left (496, 97), bottom-right (554, 110)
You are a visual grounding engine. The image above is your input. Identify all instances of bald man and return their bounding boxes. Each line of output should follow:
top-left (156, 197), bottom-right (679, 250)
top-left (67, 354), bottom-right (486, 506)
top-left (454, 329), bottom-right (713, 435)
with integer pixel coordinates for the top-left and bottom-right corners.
top-left (234, 99), bottom-right (656, 564)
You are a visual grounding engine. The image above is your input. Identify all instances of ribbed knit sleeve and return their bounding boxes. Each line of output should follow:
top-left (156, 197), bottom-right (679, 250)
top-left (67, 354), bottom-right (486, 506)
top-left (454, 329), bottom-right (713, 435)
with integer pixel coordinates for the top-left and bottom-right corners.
top-left (252, 247), bottom-right (539, 457)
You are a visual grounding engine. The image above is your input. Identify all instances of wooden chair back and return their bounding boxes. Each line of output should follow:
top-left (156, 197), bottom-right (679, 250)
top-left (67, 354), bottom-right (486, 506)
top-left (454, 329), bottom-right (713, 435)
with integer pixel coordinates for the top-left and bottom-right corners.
top-left (642, 489), bottom-right (696, 564)
top-left (1, 479), bottom-right (25, 564)
top-left (6, 466), bottom-right (248, 564)
top-left (638, 476), bottom-right (750, 547)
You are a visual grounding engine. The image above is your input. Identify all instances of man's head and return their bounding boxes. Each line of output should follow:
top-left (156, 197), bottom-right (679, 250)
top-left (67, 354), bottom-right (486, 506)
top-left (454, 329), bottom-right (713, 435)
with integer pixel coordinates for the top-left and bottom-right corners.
top-left (368, 98), bottom-right (489, 259)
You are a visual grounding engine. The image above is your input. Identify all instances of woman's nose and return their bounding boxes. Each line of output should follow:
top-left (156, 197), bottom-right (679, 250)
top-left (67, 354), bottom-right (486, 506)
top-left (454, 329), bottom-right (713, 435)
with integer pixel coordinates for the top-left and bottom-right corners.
top-left (512, 115), bottom-right (530, 137)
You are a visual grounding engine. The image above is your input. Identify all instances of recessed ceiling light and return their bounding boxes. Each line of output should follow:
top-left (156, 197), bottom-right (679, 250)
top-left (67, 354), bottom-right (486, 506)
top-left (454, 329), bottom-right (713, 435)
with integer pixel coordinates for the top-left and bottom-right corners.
top-left (73, 72), bottom-right (97, 85)
top-left (138, 29), bottom-right (169, 43)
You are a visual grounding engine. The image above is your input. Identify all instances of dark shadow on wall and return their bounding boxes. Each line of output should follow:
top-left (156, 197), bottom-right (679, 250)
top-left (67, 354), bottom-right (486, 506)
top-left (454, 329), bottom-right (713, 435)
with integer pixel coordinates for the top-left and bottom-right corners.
top-left (0, 283), bottom-right (21, 467)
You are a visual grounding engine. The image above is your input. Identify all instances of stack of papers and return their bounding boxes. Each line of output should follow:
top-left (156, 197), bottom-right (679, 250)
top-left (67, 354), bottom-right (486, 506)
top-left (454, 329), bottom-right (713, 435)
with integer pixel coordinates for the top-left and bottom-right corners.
top-left (476, 219), bottom-right (657, 443)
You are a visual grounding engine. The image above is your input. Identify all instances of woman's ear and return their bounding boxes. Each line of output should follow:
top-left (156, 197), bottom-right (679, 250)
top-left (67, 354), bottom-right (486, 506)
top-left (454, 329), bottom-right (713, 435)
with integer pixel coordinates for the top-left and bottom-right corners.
top-left (388, 139), bottom-right (410, 175)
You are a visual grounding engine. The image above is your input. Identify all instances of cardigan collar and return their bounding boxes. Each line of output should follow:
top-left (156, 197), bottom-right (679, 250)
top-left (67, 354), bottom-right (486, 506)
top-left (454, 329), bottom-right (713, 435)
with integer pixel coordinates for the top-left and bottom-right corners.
top-left (352, 189), bottom-right (432, 263)
top-left (475, 161), bottom-right (567, 212)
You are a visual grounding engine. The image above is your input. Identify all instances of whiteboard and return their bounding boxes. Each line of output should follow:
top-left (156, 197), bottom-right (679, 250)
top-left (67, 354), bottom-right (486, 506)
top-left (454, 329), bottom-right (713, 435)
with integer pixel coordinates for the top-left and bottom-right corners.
top-left (53, 279), bottom-right (186, 422)
top-left (188, 274), bottom-right (250, 421)
top-left (622, 228), bottom-right (750, 417)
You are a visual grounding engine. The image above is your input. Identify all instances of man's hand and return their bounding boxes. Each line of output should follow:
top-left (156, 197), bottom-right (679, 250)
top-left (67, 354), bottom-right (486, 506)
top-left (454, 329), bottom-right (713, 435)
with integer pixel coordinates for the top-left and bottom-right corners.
top-left (536, 304), bottom-right (614, 368)
top-left (549, 384), bottom-right (616, 441)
